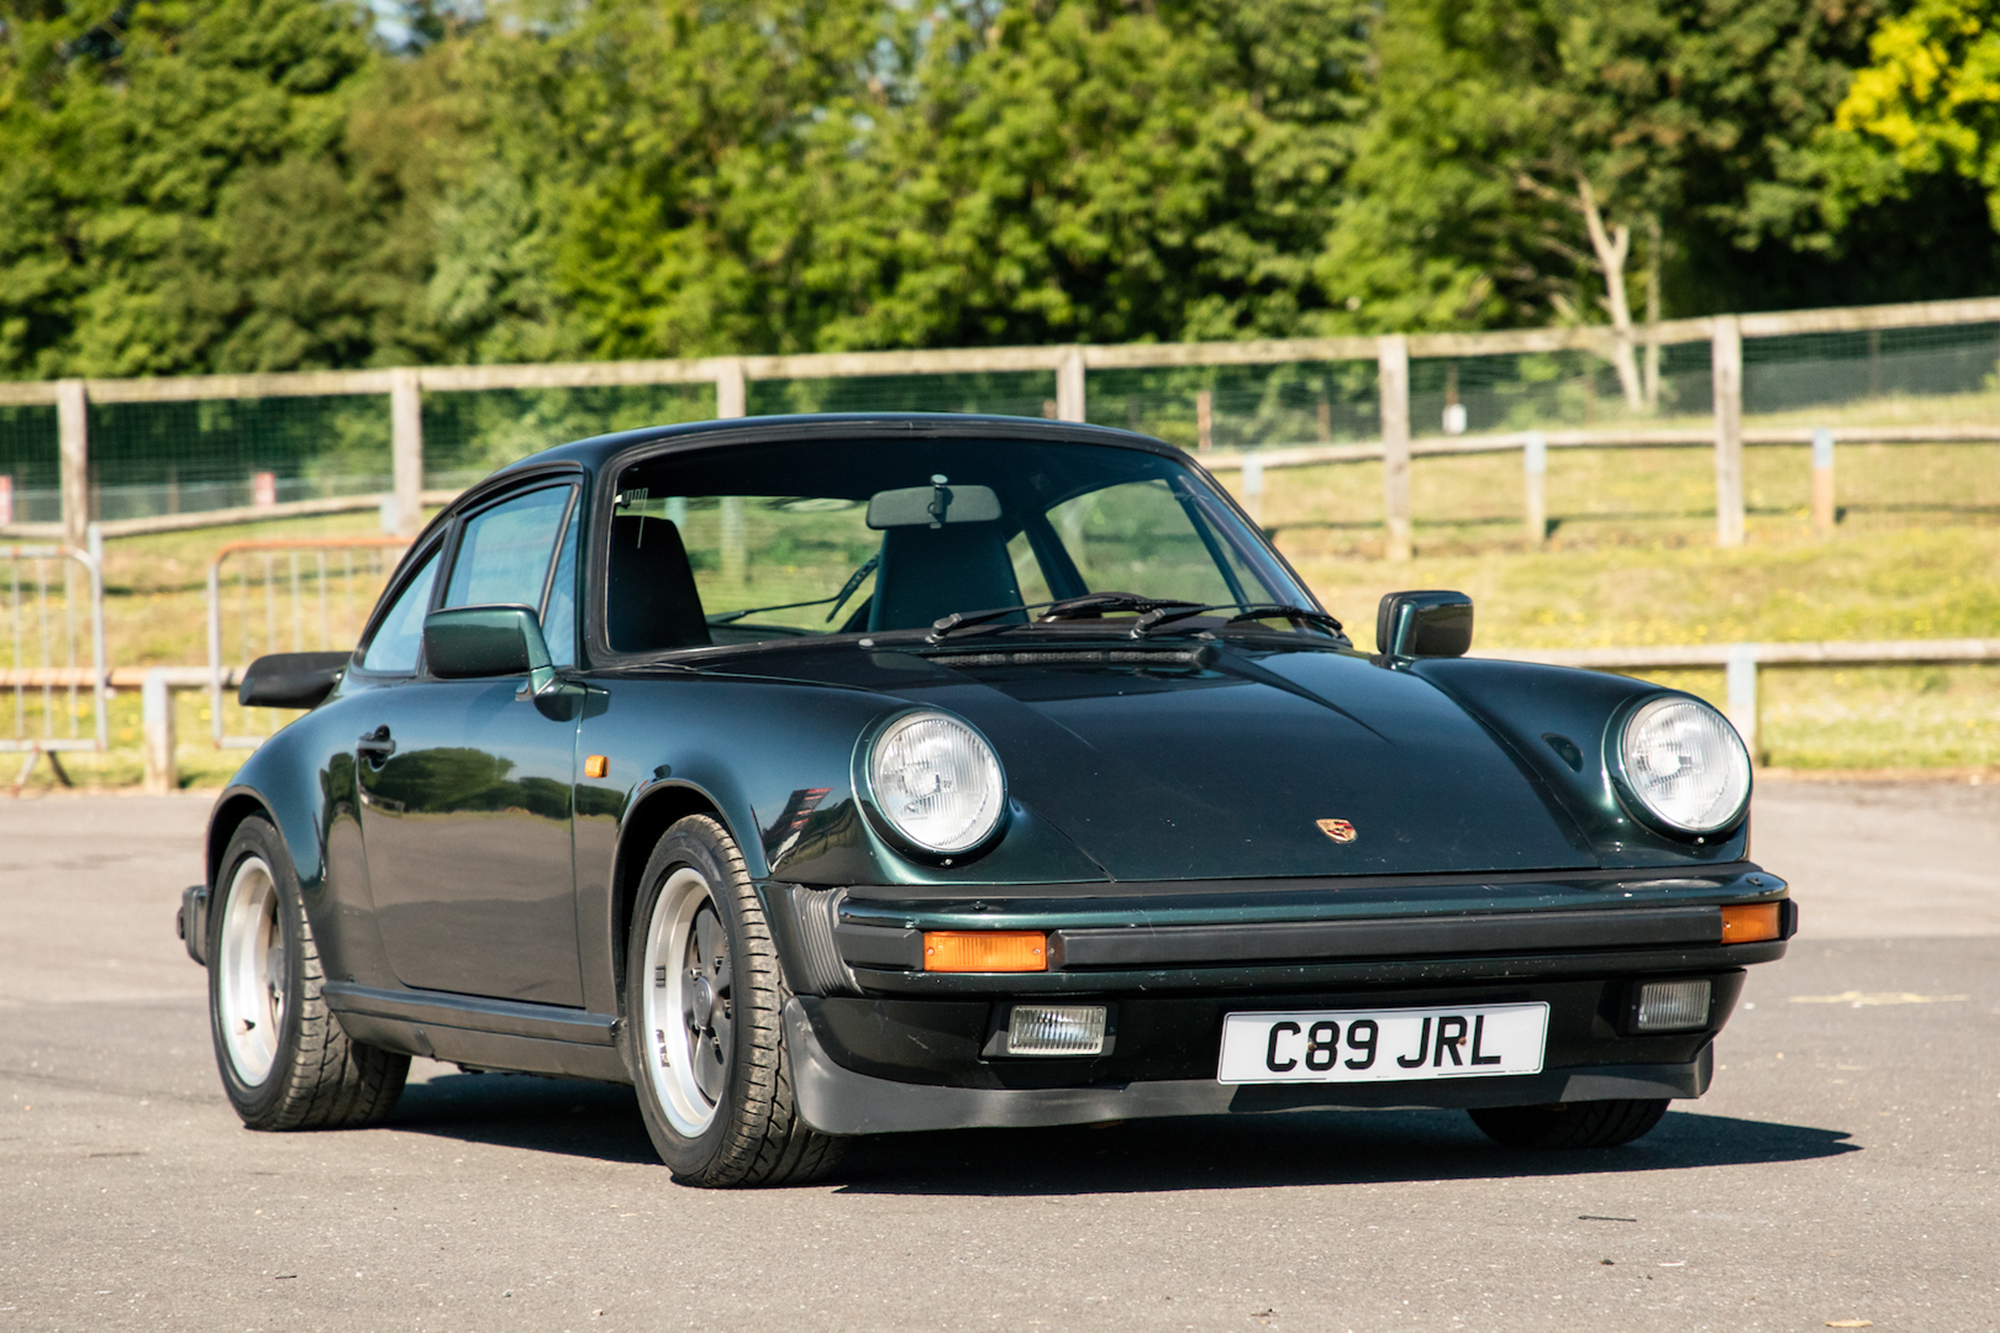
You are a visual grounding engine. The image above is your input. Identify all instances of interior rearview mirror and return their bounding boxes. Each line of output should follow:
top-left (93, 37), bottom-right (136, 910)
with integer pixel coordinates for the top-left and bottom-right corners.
top-left (867, 478), bottom-right (1003, 529)
top-left (1376, 590), bottom-right (1473, 659)
top-left (424, 605), bottom-right (556, 695)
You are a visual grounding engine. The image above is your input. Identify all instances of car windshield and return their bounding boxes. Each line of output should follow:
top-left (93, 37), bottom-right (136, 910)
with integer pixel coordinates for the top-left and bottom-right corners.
top-left (606, 435), bottom-right (1321, 652)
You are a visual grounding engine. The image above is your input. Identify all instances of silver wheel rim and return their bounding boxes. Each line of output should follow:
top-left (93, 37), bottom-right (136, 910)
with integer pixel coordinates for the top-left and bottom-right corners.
top-left (639, 867), bottom-right (732, 1137)
top-left (217, 856), bottom-right (285, 1085)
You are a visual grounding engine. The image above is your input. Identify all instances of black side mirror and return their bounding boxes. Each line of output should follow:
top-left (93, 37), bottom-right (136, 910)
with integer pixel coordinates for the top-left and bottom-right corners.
top-left (424, 605), bottom-right (556, 695)
top-left (1376, 590), bottom-right (1473, 659)
top-left (238, 651), bottom-right (351, 709)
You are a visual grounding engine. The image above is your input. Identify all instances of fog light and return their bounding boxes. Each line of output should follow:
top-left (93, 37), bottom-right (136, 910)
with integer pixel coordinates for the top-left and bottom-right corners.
top-left (1006, 1004), bottom-right (1107, 1055)
top-left (1633, 979), bottom-right (1712, 1032)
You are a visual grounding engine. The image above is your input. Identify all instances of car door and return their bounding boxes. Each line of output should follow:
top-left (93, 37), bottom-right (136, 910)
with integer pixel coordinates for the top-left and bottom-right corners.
top-left (352, 482), bottom-right (586, 1007)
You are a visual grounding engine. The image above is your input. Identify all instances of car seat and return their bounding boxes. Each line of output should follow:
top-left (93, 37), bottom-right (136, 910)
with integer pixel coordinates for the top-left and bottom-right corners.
top-left (868, 522), bottom-right (1024, 632)
top-left (607, 514), bottom-right (711, 653)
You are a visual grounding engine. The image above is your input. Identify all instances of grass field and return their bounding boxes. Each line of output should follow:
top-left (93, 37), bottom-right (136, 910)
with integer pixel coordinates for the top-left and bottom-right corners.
top-left (5, 429), bottom-right (1995, 791)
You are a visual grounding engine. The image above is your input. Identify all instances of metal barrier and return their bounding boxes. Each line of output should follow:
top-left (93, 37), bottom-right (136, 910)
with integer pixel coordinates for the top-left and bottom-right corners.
top-left (206, 536), bottom-right (408, 749)
top-left (1, 530), bottom-right (108, 787)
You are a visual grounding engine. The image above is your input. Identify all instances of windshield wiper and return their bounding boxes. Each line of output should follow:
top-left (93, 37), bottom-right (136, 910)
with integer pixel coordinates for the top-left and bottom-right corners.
top-left (705, 555), bottom-right (880, 627)
top-left (927, 592), bottom-right (1202, 642)
top-left (1130, 602), bottom-right (1347, 640)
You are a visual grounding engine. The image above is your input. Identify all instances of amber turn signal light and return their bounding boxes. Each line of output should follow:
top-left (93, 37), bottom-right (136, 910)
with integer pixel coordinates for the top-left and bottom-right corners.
top-left (923, 931), bottom-right (1048, 973)
top-left (584, 755), bottom-right (609, 779)
top-left (1721, 902), bottom-right (1782, 944)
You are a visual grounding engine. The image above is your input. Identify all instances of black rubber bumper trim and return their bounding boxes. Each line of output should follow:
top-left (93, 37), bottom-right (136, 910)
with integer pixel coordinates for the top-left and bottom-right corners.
top-left (846, 940), bottom-right (1788, 995)
top-left (784, 999), bottom-right (1713, 1135)
top-left (1048, 906), bottom-right (1719, 969)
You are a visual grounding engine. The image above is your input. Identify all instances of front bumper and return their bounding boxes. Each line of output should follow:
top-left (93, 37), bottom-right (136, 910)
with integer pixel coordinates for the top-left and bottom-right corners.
top-left (786, 999), bottom-right (1715, 1135)
top-left (760, 863), bottom-right (1788, 1135)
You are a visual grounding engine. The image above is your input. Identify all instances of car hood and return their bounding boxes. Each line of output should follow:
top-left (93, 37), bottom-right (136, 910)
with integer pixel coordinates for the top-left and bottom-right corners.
top-left (712, 641), bottom-right (1598, 882)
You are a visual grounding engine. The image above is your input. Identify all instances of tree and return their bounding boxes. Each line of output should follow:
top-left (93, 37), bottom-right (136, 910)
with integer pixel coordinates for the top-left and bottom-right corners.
top-left (0, 0), bottom-right (444, 377)
top-left (1320, 0), bottom-right (1913, 406)
top-left (1814, 0), bottom-right (2000, 227)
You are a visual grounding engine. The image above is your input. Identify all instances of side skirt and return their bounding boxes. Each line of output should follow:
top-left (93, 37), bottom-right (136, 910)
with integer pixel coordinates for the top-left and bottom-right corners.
top-left (324, 982), bottom-right (632, 1084)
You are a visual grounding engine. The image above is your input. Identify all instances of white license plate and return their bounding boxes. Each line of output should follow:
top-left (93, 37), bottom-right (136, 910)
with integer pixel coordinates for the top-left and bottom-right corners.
top-left (1218, 1003), bottom-right (1549, 1085)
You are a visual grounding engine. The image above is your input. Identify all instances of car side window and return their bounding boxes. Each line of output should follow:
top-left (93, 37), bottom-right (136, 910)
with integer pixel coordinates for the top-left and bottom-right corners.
top-left (541, 501), bottom-right (580, 668)
top-left (443, 485), bottom-right (575, 612)
top-left (359, 549), bottom-right (440, 674)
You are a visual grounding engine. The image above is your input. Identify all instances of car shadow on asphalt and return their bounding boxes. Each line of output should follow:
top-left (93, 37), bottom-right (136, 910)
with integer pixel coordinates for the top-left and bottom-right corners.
top-left (387, 1072), bottom-right (1857, 1190)
top-left (834, 1108), bottom-right (1859, 1196)
top-left (391, 1071), bottom-right (660, 1165)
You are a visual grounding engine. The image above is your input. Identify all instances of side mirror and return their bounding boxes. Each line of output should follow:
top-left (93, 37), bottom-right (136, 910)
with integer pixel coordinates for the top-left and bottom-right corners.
top-left (424, 605), bottom-right (556, 695)
top-left (238, 651), bottom-right (351, 709)
top-left (1376, 590), bottom-right (1473, 659)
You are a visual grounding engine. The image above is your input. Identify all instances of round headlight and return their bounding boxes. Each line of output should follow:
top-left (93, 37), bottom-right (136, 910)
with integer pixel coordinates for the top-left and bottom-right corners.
top-left (1616, 696), bottom-right (1751, 834)
top-left (864, 711), bottom-right (1007, 855)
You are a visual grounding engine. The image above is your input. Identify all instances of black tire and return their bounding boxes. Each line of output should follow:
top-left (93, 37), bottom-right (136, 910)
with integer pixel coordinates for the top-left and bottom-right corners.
top-left (624, 814), bottom-right (844, 1187)
top-left (1468, 1098), bottom-right (1670, 1150)
top-left (207, 815), bottom-right (409, 1130)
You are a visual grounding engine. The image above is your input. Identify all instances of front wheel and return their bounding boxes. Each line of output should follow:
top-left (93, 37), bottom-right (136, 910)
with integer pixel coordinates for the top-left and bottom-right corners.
top-left (208, 815), bottom-right (409, 1130)
top-left (1468, 1098), bottom-right (1669, 1150)
top-left (625, 815), bottom-right (844, 1187)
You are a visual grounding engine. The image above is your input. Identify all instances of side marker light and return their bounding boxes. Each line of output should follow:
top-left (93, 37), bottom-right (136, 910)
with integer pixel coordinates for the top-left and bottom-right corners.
top-left (584, 755), bottom-right (609, 779)
top-left (1720, 902), bottom-right (1782, 944)
top-left (923, 931), bottom-right (1047, 973)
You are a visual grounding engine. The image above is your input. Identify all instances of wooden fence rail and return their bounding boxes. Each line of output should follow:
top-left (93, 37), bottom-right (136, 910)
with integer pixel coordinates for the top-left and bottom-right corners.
top-left (7, 292), bottom-right (2000, 552)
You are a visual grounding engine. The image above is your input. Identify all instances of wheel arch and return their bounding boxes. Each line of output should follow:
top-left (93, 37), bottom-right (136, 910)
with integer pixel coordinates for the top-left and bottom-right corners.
top-left (610, 782), bottom-right (733, 1008)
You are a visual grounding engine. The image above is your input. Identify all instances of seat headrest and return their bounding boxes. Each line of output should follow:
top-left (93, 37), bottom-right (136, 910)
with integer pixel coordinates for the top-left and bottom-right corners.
top-left (607, 514), bottom-right (710, 653)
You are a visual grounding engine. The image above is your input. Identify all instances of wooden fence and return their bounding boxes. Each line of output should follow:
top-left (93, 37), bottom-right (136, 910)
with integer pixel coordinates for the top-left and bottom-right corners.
top-left (6, 293), bottom-right (2000, 553)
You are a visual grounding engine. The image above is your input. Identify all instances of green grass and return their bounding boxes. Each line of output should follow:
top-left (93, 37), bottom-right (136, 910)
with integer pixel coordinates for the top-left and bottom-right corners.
top-left (8, 439), bottom-right (1997, 791)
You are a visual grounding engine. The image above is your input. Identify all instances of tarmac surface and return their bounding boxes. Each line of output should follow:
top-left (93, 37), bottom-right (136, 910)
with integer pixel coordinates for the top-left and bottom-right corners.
top-left (2, 782), bottom-right (1996, 1331)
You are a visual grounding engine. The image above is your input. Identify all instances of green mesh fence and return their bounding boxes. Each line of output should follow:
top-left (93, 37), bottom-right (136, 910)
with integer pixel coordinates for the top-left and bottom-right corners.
top-left (1412, 341), bottom-right (1714, 436)
top-left (422, 383), bottom-right (717, 489)
top-left (1743, 322), bottom-right (2000, 422)
top-left (80, 396), bottom-right (392, 523)
top-left (748, 370), bottom-right (1054, 421)
top-left (0, 404), bottom-right (59, 525)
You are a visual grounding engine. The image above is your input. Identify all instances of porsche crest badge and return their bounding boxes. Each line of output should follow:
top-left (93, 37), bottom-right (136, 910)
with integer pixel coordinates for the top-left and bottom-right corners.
top-left (1316, 818), bottom-right (1357, 844)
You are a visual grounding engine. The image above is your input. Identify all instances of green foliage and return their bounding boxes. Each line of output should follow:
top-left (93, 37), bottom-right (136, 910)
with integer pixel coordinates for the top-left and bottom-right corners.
top-left (5, 0), bottom-right (2000, 382)
top-left (0, 0), bottom-right (448, 376)
top-left (1817, 0), bottom-right (2000, 224)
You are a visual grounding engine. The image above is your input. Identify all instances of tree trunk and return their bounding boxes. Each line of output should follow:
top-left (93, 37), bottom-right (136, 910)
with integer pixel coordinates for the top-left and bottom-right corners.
top-left (1578, 177), bottom-right (1643, 411)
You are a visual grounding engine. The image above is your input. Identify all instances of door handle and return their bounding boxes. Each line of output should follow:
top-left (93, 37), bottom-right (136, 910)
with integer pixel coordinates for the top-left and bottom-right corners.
top-left (357, 726), bottom-right (396, 760)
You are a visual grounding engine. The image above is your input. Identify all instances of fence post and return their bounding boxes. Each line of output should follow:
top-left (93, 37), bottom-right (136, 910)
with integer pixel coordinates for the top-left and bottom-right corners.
top-left (1378, 335), bottom-right (1412, 561)
top-left (86, 524), bottom-right (106, 752)
top-left (714, 358), bottom-right (748, 588)
top-left (57, 379), bottom-right (88, 550)
top-left (142, 669), bottom-right (176, 794)
top-left (1195, 389), bottom-right (1213, 451)
top-left (1240, 455), bottom-right (1265, 529)
top-left (1711, 316), bottom-right (1745, 548)
top-left (1811, 427), bottom-right (1835, 536)
top-left (390, 368), bottom-right (423, 539)
top-left (1726, 643), bottom-right (1759, 765)
top-left (715, 357), bottom-right (747, 419)
top-left (1056, 349), bottom-right (1087, 423)
top-left (1523, 431), bottom-right (1548, 548)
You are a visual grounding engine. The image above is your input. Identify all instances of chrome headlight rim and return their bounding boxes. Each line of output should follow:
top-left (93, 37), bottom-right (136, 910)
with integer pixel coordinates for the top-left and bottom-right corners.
top-left (852, 706), bottom-right (1010, 863)
top-left (1606, 692), bottom-right (1753, 839)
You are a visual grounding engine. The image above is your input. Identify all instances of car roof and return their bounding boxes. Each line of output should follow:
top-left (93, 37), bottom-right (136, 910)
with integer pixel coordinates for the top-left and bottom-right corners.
top-left (491, 412), bottom-right (1193, 479)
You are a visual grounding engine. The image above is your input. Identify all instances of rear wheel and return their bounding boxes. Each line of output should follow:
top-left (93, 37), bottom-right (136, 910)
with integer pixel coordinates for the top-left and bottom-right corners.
top-left (208, 815), bottom-right (409, 1130)
top-left (1468, 1099), bottom-right (1669, 1150)
top-left (625, 815), bottom-right (843, 1187)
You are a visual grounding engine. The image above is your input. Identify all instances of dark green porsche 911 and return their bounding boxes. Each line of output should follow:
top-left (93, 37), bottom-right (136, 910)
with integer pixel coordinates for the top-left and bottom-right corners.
top-left (179, 414), bottom-right (1791, 1187)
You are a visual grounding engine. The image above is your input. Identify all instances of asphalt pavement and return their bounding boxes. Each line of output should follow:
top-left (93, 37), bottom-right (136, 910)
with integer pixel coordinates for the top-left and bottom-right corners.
top-left (2, 781), bottom-right (1995, 1332)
